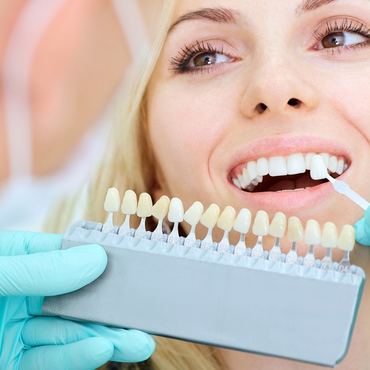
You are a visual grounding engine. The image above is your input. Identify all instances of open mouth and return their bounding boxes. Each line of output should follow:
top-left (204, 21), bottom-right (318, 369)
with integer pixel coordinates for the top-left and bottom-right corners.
top-left (230, 153), bottom-right (349, 193)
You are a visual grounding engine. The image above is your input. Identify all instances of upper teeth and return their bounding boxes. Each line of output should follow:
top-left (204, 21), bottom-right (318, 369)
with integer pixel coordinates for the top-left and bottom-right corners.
top-left (231, 153), bottom-right (348, 191)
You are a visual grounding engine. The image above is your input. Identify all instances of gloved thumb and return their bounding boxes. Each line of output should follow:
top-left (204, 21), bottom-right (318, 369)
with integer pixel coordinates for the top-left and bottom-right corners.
top-left (0, 244), bottom-right (107, 296)
top-left (354, 206), bottom-right (370, 246)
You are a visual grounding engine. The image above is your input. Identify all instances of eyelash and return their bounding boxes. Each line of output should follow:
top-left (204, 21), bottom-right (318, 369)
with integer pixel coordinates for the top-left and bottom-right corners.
top-left (171, 18), bottom-right (370, 75)
top-left (313, 18), bottom-right (370, 55)
top-left (170, 40), bottom-right (234, 75)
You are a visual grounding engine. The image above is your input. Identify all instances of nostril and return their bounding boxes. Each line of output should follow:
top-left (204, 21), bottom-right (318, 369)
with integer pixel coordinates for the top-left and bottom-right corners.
top-left (288, 98), bottom-right (301, 108)
top-left (256, 103), bottom-right (268, 114)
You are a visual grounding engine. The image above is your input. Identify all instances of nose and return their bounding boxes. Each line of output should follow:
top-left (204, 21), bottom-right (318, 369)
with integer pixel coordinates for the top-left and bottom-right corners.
top-left (240, 52), bottom-right (319, 119)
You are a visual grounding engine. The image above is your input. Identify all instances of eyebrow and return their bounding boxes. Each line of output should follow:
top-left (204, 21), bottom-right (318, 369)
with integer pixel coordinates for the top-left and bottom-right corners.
top-left (296, 0), bottom-right (338, 15)
top-left (168, 7), bottom-right (238, 34)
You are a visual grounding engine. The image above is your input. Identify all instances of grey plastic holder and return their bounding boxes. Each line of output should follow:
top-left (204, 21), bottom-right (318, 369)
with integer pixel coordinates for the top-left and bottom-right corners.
top-left (42, 220), bottom-right (366, 368)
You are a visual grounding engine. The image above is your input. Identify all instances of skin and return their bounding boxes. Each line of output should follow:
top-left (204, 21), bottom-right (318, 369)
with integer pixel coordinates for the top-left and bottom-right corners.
top-left (0, 0), bottom-right (160, 183)
top-left (147, 0), bottom-right (370, 368)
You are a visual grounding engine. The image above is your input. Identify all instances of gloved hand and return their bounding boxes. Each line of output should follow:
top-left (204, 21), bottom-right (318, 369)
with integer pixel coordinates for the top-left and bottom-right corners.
top-left (354, 206), bottom-right (370, 246)
top-left (0, 230), bottom-right (155, 370)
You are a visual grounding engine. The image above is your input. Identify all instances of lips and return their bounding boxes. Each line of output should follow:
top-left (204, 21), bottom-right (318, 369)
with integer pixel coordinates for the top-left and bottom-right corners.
top-left (226, 135), bottom-right (351, 210)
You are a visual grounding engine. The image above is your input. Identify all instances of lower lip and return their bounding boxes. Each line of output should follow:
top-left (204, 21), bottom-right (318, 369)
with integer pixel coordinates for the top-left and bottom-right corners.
top-left (232, 179), bottom-right (339, 211)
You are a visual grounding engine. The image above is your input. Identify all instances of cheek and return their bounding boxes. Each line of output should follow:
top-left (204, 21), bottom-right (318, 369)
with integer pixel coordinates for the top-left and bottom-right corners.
top-left (147, 81), bottom-right (237, 195)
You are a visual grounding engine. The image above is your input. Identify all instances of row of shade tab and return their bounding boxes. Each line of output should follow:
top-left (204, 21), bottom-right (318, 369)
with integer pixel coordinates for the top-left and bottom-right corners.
top-left (102, 188), bottom-right (355, 273)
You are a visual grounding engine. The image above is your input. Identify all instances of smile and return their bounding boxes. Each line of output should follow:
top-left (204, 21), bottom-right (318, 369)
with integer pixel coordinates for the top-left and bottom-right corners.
top-left (230, 153), bottom-right (349, 193)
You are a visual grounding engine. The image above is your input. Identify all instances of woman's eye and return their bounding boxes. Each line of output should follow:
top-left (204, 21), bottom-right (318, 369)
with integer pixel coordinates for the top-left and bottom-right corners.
top-left (317, 31), bottom-right (368, 50)
top-left (190, 52), bottom-right (233, 68)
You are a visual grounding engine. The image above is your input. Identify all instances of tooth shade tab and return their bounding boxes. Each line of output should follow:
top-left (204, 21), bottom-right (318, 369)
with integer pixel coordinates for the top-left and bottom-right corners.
top-left (184, 201), bottom-right (204, 226)
top-left (305, 220), bottom-right (321, 245)
top-left (200, 204), bottom-right (220, 229)
top-left (121, 190), bottom-right (137, 215)
top-left (217, 206), bottom-right (236, 232)
top-left (287, 217), bottom-right (304, 242)
top-left (104, 188), bottom-right (120, 212)
top-left (338, 225), bottom-right (355, 251)
top-left (321, 222), bottom-right (338, 248)
top-left (137, 193), bottom-right (153, 218)
top-left (168, 198), bottom-right (184, 223)
top-left (233, 208), bottom-right (252, 234)
top-left (152, 196), bottom-right (170, 220)
top-left (310, 155), bottom-right (328, 180)
top-left (268, 212), bottom-right (287, 238)
top-left (252, 210), bottom-right (269, 236)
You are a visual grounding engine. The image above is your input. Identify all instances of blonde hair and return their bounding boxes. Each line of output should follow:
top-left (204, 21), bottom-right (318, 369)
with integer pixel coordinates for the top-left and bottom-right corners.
top-left (48, 0), bottom-right (227, 369)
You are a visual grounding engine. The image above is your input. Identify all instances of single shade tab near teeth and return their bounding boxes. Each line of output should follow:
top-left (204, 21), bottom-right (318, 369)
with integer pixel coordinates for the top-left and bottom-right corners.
top-left (200, 204), bottom-right (220, 250)
top-left (184, 201), bottom-right (204, 247)
top-left (251, 210), bottom-right (269, 258)
top-left (102, 188), bottom-right (120, 233)
top-left (167, 198), bottom-right (184, 244)
top-left (286, 217), bottom-right (304, 264)
top-left (118, 190), bottom-right (137, 236)
top-left (151, 196), bottom-right (171, 241)
top-left (217, 206), bottom-right (236, 253)
top-left (268, 212), bottom-right (287, 262)
top-left (338, 225), bottom-right (355, 273)
top-left (303, 220), bottom-right (321, 267)
top-left (233, 208), bottom-right (252, 255)
top-left (134, 193), bottom-right (153, 239)
top-left (320, 222), bottom-right (338, 270)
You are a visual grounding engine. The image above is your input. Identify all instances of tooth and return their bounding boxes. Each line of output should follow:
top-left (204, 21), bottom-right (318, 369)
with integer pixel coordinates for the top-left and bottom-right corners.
top-left (294, 188), bottom-right (304, 191)
top-left (104, 188), bottom-right (120, 212)
top-left (247, 161), bottom-right (258, 181)
top-left (252, 210), bottom-right (269, 236)
top-left (305, 153), bottom-right (316, 170)
top-left (338, 225), bottom-right (355, 252)
top-left (247, 184), bottom-right (255, 191)
top-left (319, 153), bottom-right (330, 167)
top-left (251, 180), bottom-right (259, 186)
top-left (184, 201), bottom-right (204, 247)
top-left (135, 192), bottom-right (153, 238)
top-left (118, 190), bottom-right (137, 236)
top-left (304, 219), bottom-right (321, 245)
top-left (102, 188), bottom-right (120, 233)
top-left (200, 204), bottom-right (220, 229)
top-left (217, 206), bottom-right (236, 232)
top-left (328, 156), bottom-right (338, 173)
top-left (336, 158), bottom-right (344, 174)
top-left (287, 216), bottom-right (304, 242)
top-left (233, 208), bottom-right (252, 234)
top-left (121, 190), bottom-right (137, 214)
top-left (152, 195), bottom-right (170, 220)
top-left (343, 163), bottom-right (349, 171)
top-left (268, 212), bottom-right (287, 238)
top-left (310, 155), bottom-right (328, 180)
top-left (137, 193), bottom-right (153, 217)
top-left (256, 176), bottom-right (263, 182)
top-left (321, 222), bottom-right (338, 248)
top-left (242, 168), bottom-right (251, 187)
top-left (269, 156), bottom-right (287, 177)
top-left (287, 153), bottom-right (306, 175)
top-left (238, 174), bottom-right (247, 188)
top-left (232, 177), bottom-right (242, 189)
top-left (257, 157), bottom-right (269, 176)
top-left (184, 201), bottom-right (204, 226)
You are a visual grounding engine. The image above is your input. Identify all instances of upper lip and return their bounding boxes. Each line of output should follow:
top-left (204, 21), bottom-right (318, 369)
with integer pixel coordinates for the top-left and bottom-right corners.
top-left (226, 134), bottom-right (351, 177)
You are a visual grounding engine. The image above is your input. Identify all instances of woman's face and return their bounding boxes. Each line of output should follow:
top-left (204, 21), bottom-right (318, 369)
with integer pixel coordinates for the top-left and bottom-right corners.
top-left (147, 0), bottom-right (370, 256)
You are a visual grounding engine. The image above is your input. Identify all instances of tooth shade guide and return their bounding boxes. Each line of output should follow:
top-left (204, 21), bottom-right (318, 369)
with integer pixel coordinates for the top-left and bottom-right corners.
top-left (102, 187), bottom-right (120, 233)
top-left (135, 192), bottom-right (153, 238)
top-left (184, 201), bottom-right (204, 247)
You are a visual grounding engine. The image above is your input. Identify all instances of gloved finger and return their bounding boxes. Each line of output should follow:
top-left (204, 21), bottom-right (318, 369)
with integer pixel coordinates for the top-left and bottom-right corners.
top-left (354, 206), bottom-right (370, 246)
top-left (18, 337), bottom-right (114, 370)
top-left (0, 244), bottom-right (107, 296)
top-left (22, 317), bottom-right (156, 363)
top-left (0, 230), bottom-right (63, 256)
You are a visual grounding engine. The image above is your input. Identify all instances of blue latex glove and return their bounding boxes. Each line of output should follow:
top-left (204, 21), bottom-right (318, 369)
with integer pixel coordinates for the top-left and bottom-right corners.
top-left (0, 230), bottom-right (155, 370)
top-left (354, 206), bottom-right (370, 246)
